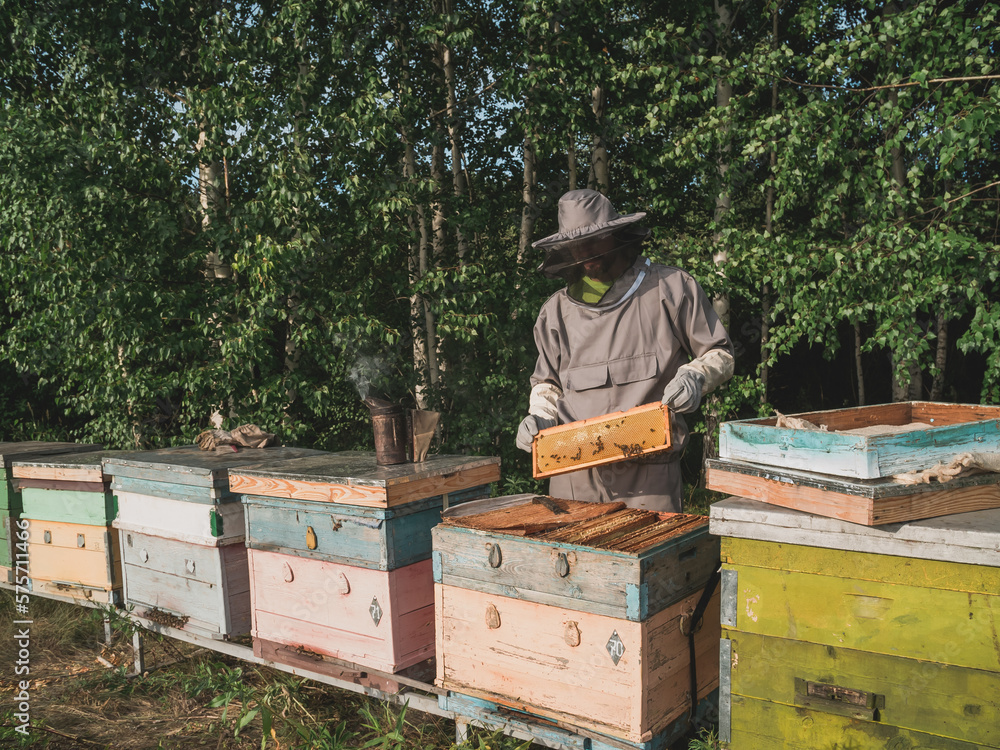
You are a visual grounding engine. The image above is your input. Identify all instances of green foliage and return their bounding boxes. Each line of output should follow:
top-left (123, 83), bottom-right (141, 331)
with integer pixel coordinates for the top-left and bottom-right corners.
top-left (688, 726), bottom-right (721, 750)
top-left (0, 710), bottom-right (51, 748)
top-left (1, 0), bottom-right (998, 498)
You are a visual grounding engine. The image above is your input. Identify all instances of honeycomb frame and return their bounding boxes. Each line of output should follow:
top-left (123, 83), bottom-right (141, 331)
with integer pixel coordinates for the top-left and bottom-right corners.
top-left (532, 402), bottom-right (673, 479)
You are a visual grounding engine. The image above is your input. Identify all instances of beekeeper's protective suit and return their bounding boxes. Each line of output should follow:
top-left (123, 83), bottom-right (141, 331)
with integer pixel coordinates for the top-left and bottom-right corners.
top-left (515, 190), bottom-right (734, 512)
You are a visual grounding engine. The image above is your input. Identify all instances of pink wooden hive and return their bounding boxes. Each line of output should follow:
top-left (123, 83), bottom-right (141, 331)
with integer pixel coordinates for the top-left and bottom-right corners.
top-left (249, 549), bottom-right (434, 674)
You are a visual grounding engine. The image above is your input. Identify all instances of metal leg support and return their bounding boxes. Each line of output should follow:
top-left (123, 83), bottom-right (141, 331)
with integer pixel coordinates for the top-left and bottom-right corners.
top-left (132, 629), bottom-right (145, 675)
top-left (455, 718), bottom-right (470, 745)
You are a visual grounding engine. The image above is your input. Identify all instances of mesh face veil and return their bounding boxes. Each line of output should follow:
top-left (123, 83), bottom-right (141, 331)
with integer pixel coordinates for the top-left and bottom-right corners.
top-left (538, 226), bottom-right (649, 282)
top-left (533, 189), bottom-right (649, 282)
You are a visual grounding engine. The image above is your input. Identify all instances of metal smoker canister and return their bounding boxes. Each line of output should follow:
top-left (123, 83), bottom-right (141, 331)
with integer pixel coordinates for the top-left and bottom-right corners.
top-left (369, 403), bottom-right (408, 465)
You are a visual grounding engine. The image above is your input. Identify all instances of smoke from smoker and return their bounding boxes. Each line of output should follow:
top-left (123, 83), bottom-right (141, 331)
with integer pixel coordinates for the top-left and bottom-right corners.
top-left (348, 354), bottom-right (390, 404)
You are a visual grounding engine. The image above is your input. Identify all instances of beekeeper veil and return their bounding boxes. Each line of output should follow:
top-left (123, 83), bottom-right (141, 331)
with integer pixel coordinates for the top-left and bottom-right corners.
top-left (533, 189), bottom-right (649, 283)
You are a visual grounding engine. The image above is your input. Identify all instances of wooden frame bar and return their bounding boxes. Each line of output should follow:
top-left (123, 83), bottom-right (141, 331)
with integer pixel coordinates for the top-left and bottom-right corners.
top-left (532, 402), bottom-right (672, 479)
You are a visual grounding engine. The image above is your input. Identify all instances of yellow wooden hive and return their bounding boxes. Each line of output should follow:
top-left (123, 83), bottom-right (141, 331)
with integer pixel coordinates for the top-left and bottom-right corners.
top-left (532, 402), bottom-right (672, 479)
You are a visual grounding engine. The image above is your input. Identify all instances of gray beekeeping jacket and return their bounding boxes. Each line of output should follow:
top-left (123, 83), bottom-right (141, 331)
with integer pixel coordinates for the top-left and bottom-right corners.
top-left (530, 255), bottom-right (733, 512)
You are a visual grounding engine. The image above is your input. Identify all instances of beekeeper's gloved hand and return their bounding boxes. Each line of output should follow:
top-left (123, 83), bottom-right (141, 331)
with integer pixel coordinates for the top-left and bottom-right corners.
top-left (516, 415), bottom-right (556, 453)
top-left (661, 368), bottom-right (706, 414)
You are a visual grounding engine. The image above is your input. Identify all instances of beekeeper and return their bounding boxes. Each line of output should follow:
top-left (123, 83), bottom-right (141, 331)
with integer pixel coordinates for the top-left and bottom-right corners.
top-left (515, 189), bottom-right (734, 512)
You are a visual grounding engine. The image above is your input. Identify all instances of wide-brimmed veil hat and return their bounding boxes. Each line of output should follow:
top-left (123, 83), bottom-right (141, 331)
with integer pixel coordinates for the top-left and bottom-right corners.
top-left (534, 189), bottom-right (648, 279)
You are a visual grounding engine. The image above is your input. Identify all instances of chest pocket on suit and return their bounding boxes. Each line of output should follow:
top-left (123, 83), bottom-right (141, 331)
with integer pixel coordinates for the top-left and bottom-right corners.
top-left (564, 353), bottom-right (658, 392)
top-left (609, 353), bottom-right (658, 385)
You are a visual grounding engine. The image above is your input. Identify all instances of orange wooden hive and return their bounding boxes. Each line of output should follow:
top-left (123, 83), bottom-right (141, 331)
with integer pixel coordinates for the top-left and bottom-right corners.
top-left (532, 402), bottom-right (672, 479)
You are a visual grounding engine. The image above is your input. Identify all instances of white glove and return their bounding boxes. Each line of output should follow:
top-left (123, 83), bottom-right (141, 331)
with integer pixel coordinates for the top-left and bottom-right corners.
top-left (661, 369), bottom-right (706, 414)
top-left (516, 415), bottom-right (556, 453)
top-left (682, 349), bottom-right (734, 393)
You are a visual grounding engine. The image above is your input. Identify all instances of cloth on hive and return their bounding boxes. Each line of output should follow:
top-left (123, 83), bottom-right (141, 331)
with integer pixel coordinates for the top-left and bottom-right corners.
top-left (893, 452), bottom-right (1000, 485)
top-left (774, 411), bottom-right (828, 431)
top-left (195, 424), bottom-right (276, 451)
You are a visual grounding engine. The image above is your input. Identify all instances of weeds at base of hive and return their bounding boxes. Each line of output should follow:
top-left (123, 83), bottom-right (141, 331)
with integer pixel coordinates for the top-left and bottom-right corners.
top-left (687, 726), bottom-right (721, 749)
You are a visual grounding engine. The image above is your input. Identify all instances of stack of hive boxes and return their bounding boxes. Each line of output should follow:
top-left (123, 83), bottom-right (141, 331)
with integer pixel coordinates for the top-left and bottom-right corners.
top-left (1, 442), bottom-right (101, 585)
top-left (105, 445), bottom-right (324, 639)
top-left (227, 452), bottom-right (500, 680)
top-left (433, 494), bottom-right (721, 749)
top-left (706, 401), bottom-right (1000, 749)
top-left (12, 450), bottom-right (123, 605)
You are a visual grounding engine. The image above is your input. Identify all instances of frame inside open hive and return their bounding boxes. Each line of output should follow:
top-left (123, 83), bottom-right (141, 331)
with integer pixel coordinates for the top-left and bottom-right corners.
top-left (441, 495), bottom-right (707, 553)
top-left (532, 401), bottom-right (672, 479)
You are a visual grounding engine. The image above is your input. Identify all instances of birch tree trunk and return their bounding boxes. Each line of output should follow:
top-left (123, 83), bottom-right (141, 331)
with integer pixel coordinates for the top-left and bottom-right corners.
top-left (518, 132), bottom-right (538, 265)
top-left (436, 0), bottom-right (468, 259)
top-left (885, 1), bottom-right (923, 402)
top-left (282, 51), bottom-right (312, 423)
top-left (588, 84), bottom-right (609, 193)
top-left (702, 0), bottom-right (733, 473)
top-left (396, 19), bottom-right (438, 408)
top-left (930, 310), bottom-right (947, 400)
top-left (568, 131), bottom-right (578, 191)
top-left (854, 321), bottom-right (866, 405)
top-left (760, 1), bottom-right (781, 407)
top-left (197, 124), bottom-right (231, 429)
top-left (711, 0), bottom-right (732, 329)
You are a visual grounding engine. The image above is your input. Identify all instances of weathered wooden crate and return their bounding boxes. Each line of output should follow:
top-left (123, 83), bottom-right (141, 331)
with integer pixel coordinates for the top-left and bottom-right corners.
top-left (434, 495), bottom-right (720, 744)
top-left (118, 527), bottom-right (250, 638)
top-left (229, 451), bottom-right (500, 509)
top-left (102, 445), bottom-right (327, 496)
top-left (0, 442), bottom-right (102, 570)
top-left (102, 445), bottom-right (325, 638)
top-left (114, 491), bottom-right (246, 546)
top-left (236, 452), bottom-right (497, 674)
top-left (705, 456), bottom-right (1000, 526)
top-left (24, 519), bottom-right (122, 604)
top-left (718, 401), bottom-right (1000, 479)
top-left (433, 494), bottom-right (719, 620)
top-left (710, 496), bottom-right (1000, 749)
top-left (249, 548), bottom-right (434, 674)
top-left (13, 450), bottom-right (123, 527)
top-left (437, 584), bottom-right (719, 745)
top-left (244, 483), bottom-right (491, 571)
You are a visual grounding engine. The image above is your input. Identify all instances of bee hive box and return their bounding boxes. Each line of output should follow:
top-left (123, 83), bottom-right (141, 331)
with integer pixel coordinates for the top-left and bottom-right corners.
top-left (705, 457), bottom-right (1000, 526)
top-left (231, 452), bottom-right (499, 674)
top-left (1, 442), bottom-right (102, 585)
top-left (13, 450), bottom-right (123, 604)
top-left (104, 445), bottom-right (326, 639)
top-left (710, 497), bottom-right (1000, 749)
top-left (434, 495), bottom-right (719, 744)
top-left (718, 401), bottom-right (1000, 480)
